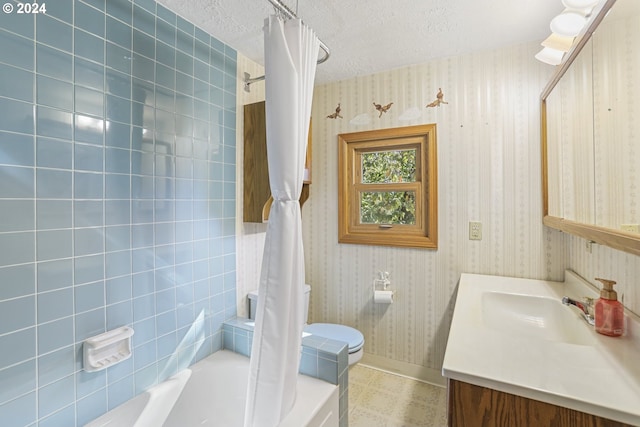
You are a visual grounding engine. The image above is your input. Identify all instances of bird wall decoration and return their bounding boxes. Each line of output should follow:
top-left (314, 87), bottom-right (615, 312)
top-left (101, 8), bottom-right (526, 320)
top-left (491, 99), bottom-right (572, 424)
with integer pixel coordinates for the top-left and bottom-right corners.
top-left (326, 103), bottom-right (343, 119)
top-left (426, 88), bottom-right (448, 108)
top-left (373, 102), bottom-right (393, 118)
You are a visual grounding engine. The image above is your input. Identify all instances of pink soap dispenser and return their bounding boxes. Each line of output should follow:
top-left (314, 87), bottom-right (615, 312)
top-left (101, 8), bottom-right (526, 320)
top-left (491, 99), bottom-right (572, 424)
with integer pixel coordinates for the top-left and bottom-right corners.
top-left (594, 278), bottom-right (624, 337)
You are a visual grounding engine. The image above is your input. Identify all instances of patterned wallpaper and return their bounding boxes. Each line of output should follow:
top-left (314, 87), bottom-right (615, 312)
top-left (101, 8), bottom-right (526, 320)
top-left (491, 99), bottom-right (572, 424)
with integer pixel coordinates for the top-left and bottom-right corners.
top-left (302, 41), bottom-right (567, 380)
top-left (592, 11), bottom-right (640, 230)
top-left (535, 10), bottom-right (640, 318)
top-left (547, 13), bottom-right (640, 230)
top-left (568, 236), bottom-right (640, 316)
top-left (566, 12), bottom-right (640, 317)
top-left (545, 41), bottom-right (595, 223)
top-left (235, 40), bottom-right (640, 381)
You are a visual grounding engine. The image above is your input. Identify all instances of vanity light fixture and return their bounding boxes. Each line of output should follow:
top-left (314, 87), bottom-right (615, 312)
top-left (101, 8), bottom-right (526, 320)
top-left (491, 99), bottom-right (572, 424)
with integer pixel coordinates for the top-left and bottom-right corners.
top-left (561, 0), bottom-right (599, 10)
top-left (535, 0), bottom-right (602, 65)
top-left (550, 10), bottom-right (588, 37)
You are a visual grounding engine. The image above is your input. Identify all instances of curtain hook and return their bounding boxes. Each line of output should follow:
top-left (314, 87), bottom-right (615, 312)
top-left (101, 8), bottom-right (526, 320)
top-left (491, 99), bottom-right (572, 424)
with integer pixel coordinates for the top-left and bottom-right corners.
top-left (273, 6), bottom-right (286, 21)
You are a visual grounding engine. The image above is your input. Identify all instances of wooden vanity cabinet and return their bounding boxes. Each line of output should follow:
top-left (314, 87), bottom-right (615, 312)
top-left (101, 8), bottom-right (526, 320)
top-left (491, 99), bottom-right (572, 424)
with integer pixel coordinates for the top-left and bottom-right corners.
top-left (243, 101), bottom-right (312, 223)
top-left (447, 379), bottom-right (632, 427)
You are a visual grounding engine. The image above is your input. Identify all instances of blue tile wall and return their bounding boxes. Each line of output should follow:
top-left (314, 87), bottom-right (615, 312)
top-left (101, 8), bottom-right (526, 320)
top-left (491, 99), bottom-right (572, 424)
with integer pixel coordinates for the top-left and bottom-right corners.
top-left (0, 1), bottom-right (237, 425)
top-left (223, 318), bottom-right (350, 427)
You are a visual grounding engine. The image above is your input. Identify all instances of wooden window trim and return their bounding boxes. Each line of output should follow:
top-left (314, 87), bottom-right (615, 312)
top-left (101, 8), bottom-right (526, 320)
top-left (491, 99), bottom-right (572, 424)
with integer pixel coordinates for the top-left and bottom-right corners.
top-left (338, 124), bottom-right (438, 249)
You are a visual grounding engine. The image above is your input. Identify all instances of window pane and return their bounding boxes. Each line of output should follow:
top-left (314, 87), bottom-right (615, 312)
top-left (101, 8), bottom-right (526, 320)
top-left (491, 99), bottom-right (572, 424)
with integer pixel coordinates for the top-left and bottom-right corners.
top-left (361, 149), bottom-right (416, 183)
top-left (360, 191), bottom-right (416, 225)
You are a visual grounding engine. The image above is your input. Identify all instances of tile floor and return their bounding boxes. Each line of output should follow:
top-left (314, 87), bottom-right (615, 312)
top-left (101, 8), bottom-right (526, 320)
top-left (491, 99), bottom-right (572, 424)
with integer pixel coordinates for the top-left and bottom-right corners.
top-left (348, 364), bottom-right (448, 427)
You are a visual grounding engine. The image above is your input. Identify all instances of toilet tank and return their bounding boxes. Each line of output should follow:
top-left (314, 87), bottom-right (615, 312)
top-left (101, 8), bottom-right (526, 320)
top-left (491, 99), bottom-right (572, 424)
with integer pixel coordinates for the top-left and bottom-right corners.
top-left (248, 284), bottom-right (311, 323)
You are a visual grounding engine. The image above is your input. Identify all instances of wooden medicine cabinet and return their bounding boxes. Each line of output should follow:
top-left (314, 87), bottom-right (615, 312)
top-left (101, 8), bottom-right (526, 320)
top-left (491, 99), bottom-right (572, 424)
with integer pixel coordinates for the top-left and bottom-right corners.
top-left (243, 101), bottom-right (312, 223)
top-left (541, 0), bottom-right (640, 257)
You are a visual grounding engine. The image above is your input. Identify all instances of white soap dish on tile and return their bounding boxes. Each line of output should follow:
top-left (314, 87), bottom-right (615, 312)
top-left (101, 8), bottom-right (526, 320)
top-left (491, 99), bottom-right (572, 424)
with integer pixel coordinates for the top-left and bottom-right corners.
top-left (83, 326), bottom-right (134, 372)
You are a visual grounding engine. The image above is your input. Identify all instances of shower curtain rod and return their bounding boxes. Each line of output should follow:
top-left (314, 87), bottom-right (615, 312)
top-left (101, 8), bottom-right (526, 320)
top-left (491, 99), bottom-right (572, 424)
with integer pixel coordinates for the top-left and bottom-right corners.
top-left (243, 0), bottom-right (330, 92)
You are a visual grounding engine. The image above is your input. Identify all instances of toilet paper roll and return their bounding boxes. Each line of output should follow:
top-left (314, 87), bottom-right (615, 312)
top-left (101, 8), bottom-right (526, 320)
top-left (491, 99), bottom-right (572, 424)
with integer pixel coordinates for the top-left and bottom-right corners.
top-left (374, 290), bottom-right (394, 304)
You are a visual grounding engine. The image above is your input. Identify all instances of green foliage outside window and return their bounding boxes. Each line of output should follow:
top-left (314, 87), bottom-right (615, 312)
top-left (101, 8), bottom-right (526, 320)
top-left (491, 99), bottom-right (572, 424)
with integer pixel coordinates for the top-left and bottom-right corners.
top-left (362, 149), bottom-right (416, 183)
top-left (360, 149), bottom-right (417, 225)
top-left (360, 191), bottom-right (416, 224)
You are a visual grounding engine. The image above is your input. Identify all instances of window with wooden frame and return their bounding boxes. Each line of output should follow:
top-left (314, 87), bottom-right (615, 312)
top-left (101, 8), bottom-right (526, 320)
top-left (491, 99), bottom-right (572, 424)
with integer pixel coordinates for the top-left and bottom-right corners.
top-left (338, 124), bottom-right (437, 249)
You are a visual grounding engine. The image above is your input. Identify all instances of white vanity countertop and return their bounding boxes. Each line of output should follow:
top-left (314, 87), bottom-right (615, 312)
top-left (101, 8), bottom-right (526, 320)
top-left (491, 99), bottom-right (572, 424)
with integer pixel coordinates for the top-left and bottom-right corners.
top-left (442, 271), bottom-right (640, 426)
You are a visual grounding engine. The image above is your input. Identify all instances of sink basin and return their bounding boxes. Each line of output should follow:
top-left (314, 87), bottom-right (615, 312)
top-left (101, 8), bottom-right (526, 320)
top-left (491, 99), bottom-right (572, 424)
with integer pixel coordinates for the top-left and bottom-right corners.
top-left (482, 292), bottom-right (596, 346)
top-left (443, 272), bottom-right (640, 426)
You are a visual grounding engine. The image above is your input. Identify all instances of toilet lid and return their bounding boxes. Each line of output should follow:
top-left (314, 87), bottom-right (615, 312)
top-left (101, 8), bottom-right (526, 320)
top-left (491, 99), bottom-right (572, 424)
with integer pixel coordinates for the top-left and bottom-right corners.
top-left (304, 323), bottom-right (364, 353)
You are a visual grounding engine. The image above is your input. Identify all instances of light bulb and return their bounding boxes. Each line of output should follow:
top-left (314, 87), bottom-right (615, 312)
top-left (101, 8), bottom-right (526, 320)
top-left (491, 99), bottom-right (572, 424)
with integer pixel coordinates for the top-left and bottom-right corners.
top-left (550, 11), bottom-right (587, 37)
top-left (561, 0), bottom-right (599, 10)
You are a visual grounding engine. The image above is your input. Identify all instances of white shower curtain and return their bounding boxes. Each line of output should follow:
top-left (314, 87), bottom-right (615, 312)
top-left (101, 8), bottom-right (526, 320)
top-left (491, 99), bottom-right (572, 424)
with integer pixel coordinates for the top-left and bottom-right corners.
top-left (243, 16), bottom-right (320, 427)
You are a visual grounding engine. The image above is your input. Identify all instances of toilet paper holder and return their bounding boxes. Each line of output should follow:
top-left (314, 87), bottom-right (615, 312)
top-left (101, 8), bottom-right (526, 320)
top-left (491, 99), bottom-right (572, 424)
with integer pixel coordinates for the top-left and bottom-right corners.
top-left (373, 271), bottom-right (395, 303)
top-left (373, 271), bottom-right (391, 291)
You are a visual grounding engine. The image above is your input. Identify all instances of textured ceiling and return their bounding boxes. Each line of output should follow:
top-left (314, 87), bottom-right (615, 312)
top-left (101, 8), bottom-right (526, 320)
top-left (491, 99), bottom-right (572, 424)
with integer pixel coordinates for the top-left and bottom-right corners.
top-left (157, 0), bottom-right (564, 84)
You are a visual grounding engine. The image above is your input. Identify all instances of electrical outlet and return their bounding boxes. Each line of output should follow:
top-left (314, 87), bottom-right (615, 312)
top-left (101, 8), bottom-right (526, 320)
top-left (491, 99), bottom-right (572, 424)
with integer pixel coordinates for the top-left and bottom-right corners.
top-left (621, 224), bottom-right (640, 233)
top-left (469, 221), bottom-right (482, 240)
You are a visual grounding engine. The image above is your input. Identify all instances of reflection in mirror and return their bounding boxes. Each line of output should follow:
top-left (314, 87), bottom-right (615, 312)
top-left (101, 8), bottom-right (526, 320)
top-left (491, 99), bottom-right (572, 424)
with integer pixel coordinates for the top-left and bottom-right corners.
top-left (542, 0), bottom-right (640, 256)
top-left (592, 1), bottom-right (640, 231)
top-left (545, 85), bottom-right (562, 219)
top-left (546, 39), bottom-right (594, 223)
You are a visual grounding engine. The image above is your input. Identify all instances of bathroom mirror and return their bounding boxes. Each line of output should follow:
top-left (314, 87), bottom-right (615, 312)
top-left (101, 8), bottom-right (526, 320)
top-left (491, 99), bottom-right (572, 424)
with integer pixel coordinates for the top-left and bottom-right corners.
top-left (542, 0), bottom-right (640, 257)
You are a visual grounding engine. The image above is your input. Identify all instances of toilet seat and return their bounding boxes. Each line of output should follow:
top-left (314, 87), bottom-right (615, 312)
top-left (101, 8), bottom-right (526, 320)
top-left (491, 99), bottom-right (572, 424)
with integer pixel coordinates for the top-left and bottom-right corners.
top-left (247, 287), bottom-right (364, 365)
top-left (304, 323), bottom-right (364, 354)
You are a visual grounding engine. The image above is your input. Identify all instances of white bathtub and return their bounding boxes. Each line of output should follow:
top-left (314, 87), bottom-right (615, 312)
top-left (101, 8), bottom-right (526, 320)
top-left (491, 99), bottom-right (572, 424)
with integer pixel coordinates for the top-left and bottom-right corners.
top-left (85, 350), bottom-right (339, 427)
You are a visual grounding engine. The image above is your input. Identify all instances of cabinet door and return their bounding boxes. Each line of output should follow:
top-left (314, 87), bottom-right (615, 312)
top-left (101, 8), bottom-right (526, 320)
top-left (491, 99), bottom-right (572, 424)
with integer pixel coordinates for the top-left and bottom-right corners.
top-left (448, 379), bottom-right (631, 427)
top-left (243, 101), bottom-right (312, 223)
top-left (243, 101), bottom-right (270, 223)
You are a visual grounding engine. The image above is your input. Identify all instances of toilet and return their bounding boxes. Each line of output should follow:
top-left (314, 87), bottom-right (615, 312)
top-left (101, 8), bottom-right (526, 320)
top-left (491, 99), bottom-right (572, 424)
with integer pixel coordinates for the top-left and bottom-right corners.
top-left (247, 285), bottom-right (365, 366)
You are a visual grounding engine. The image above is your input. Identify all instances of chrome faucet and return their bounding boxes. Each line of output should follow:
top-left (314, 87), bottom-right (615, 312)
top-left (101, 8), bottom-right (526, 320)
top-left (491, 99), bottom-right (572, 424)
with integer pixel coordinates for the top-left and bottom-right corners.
top-left (562, 296), bottom-right (595, 326)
